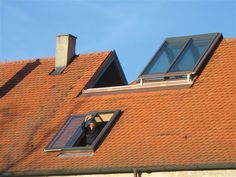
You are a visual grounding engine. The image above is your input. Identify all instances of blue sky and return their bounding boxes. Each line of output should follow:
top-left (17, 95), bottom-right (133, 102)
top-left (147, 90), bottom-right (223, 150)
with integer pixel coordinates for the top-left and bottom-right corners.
top-left (0, 0), bottom-right (235, 82)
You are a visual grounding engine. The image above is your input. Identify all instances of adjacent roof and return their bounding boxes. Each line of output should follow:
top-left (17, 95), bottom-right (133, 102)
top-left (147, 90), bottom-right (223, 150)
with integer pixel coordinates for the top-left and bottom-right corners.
top-left (0, 38), bottom-right (236, 176)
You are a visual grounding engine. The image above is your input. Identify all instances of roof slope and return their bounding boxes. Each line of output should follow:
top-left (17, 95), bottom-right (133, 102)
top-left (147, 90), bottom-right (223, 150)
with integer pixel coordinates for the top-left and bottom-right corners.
top-left (0, 39), bottom-right (236, 176)
top-left (0, 51), bottom-right (111, 174)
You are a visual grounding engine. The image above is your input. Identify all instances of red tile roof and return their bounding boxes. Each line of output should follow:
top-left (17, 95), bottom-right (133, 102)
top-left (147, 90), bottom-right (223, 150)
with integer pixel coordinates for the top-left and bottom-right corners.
top-left (0, 39), bottom-right (236, 176)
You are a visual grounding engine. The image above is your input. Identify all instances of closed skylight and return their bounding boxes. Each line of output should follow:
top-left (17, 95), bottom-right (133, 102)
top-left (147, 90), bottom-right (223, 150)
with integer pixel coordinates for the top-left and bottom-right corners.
top-left (139, 33), bottom-right (222, 79)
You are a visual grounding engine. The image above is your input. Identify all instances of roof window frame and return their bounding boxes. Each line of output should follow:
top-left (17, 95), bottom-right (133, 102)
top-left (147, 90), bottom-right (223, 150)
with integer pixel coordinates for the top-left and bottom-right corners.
top-left (85, 51), bottom-right (128, 89)
top-left (44, 110), bottom-right (121, 152)
top-left (139, 33), bottom-right (223, 82)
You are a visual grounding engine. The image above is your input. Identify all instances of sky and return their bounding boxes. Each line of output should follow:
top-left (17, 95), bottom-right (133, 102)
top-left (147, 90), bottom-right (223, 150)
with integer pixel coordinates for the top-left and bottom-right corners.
top-left (0, 0), bottom-right (236, 82)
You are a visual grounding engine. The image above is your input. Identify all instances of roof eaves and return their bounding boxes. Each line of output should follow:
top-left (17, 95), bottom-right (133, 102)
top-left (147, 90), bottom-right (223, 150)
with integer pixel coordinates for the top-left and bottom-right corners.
top-left (2, 163), bottom-right (236, 177)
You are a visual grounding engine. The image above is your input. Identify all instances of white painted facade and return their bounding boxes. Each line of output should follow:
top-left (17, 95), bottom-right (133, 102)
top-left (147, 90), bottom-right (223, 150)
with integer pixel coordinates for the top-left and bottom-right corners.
top-left (49, 170), bottom-right (236, 177)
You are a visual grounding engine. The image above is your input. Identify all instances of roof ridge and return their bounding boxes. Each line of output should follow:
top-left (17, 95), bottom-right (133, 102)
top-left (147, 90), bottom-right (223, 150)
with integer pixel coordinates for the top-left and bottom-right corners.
top-left (224, 37), bottom-right (236, 41)
top-left (0, 57), bottom-right (54, 65)
top-left (79, 50), bottom-right (112, 56)
top-left (0, 51), bottom-right (112, 65)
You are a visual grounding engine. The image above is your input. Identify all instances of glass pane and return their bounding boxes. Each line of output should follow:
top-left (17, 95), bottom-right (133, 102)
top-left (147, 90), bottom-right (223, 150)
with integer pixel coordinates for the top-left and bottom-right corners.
top-left (47, 115), bottom-right (85, 149)
top-left (143, 40), bottom-right (187, 74)
top-left (169, 36), bottom-right (215, 72)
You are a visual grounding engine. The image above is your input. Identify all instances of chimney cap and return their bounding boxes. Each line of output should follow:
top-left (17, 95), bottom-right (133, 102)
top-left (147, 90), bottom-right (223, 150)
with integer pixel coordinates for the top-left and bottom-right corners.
top-left (56, 34), bottom-right (77, 39)
top-left (52, 33), bottom-right (77, 75)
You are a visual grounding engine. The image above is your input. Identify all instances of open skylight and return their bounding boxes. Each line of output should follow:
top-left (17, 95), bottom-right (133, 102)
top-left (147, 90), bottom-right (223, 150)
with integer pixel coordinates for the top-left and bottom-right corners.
top-left (139, 33), bottom-right (222, 81)
top-left (45, 110), bottom-right (121, 152)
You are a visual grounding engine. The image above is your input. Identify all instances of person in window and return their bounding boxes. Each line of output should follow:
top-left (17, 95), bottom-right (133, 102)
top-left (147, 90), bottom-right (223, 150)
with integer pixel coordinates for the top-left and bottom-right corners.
top-left (81, 114), bottom-right (103, 146)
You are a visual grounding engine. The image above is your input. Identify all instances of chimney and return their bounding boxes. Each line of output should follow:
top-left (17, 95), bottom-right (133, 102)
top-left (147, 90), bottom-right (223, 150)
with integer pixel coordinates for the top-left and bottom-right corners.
top-left (53, 34), bottom-right (77, 74)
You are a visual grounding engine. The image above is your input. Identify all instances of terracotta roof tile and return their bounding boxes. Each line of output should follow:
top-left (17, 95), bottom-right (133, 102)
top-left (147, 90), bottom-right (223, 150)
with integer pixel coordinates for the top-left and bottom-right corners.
top-left (0, 51), bottom-right (111, 173)
top-left (0, 39), bottom-right (236, 175)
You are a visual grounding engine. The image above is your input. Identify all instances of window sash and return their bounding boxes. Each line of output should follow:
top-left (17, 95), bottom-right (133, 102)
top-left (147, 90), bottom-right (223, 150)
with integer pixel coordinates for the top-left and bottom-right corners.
top-left (45, 110), bottom-right (121, 152)
top-left (139, 33), bottom-right (221, 79)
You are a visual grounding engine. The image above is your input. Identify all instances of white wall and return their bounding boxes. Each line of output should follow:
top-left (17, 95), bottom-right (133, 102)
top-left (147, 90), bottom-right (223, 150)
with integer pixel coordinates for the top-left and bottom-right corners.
top-left (50, 169), bottom-right (236, 177)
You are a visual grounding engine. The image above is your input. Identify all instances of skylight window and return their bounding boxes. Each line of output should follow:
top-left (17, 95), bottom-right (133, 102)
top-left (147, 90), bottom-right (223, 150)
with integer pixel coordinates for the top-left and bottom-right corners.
top-left (45, 110), bottom-right (121, 152)
top-left (143, 39), bottom-right (188, 74)
top-left (82, 33), bottom-right (222, 95)
top-left (139, 33), bottom-right (222, 82)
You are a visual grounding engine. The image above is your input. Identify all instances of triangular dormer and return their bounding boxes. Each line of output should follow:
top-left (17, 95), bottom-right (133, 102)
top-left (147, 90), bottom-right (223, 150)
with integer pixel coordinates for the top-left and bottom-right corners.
top-left (86, 51), bottom-right (128, 88)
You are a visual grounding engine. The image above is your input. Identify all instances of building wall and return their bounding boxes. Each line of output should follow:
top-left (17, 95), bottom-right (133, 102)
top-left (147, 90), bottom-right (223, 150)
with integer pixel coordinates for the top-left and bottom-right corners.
top-left (49, 170), bottom-right (236, 177)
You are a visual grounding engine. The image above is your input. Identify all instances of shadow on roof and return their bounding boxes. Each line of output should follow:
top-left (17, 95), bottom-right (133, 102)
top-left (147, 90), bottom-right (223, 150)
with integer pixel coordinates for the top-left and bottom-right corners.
top-left (0, 59), bottom-right (41, 98)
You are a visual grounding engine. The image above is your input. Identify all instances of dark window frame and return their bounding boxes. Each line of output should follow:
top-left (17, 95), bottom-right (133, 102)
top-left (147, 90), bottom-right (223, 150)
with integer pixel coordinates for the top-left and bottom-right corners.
top-left (45, 110), bottom-right (121, 152)
top-left (139, 33), bottom-right (223, 80)
top-left (85, 51), bottom-right (128, 89)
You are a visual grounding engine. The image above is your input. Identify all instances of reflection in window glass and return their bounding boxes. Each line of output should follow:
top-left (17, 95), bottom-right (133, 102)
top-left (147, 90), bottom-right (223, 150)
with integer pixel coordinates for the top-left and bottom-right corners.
top-left (169, 37), bottom-right (214, 72)
top-left (46, 115), bottom-right (85, 150)
top-left (143, 40), bottom-right (187, 74)
top-left (140, 33), bottom-right (220, 79)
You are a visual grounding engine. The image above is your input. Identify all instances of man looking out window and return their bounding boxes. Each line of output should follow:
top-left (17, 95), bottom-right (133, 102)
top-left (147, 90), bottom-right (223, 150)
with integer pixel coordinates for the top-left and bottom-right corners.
top-left (81, 114), bottom-right (103, 146)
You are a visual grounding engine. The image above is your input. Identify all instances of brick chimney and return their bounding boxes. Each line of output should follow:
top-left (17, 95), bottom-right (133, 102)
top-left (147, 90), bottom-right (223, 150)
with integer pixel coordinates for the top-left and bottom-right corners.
top-left (53, 34), bottom-right (77, 74)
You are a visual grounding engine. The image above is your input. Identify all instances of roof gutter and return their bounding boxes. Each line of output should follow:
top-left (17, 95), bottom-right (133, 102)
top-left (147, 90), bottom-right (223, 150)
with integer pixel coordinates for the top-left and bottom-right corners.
top-left (1, 163), bottom-right (236, 177)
